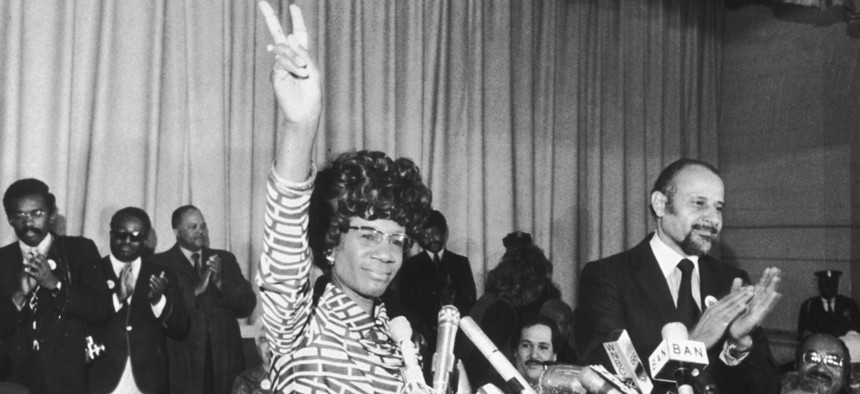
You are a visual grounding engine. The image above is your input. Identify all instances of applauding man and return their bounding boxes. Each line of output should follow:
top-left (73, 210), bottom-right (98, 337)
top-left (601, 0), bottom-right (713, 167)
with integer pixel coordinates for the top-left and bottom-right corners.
top-left (87, 207), bottom-right (189, 393)
top-left (574, 159), bottom-right (783, 394)
top-left (155, 205), bottom-right (256, 394)
top-left (0, 178), bottom-right (111, 393)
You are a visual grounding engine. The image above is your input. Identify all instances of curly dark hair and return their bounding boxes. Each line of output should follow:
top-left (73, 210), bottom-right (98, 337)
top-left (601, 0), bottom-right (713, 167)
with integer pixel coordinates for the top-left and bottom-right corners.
top-left (3, 178), bottom-right (57, 215)
top-left (485, 244), bottom-right (553, 313)
top-left (308, 150), bottom-right (432, 270)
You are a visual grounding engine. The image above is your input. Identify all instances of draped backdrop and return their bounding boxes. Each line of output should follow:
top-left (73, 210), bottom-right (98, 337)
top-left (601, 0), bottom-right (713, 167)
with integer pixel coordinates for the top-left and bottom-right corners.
top-left (0, 0), bottom-right (722, 320)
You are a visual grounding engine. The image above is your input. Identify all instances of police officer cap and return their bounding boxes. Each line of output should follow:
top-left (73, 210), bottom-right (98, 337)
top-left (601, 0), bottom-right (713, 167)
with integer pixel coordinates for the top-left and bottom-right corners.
top-left (814, 270), bottom-right (842, 280)
top-left (503, 231), bottom-right (533, 249)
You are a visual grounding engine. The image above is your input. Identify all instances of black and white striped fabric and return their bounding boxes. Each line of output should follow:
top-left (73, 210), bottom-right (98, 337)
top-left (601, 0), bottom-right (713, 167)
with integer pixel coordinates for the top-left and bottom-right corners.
top-left (258, 170), bottom-right (406, 394)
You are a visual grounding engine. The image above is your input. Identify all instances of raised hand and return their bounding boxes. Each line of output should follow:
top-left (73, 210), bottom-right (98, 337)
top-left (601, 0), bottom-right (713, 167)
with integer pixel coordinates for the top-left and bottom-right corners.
top-left (728, 267), bottom-right (782, 342)
top-left (205, 255), bottom-right (223, 289)
top-left (149, 271), bottom-right (169, 304)
top-left (259, 3), bottom-right (323, 182)
top-left (24, 252), bottom-right (59, 290)
top-left (12, 267), bottom-right (38, 308)
top-left (19, 268), bottom-right (37, 295)
top-left (269, 4), bottom-right (321, 125)
top-left (194, 269), bottom-right (212, 296)
top-left (117, 263), bottom-right (135, 302)
top-left (689, 282), bottom-right (753, 349)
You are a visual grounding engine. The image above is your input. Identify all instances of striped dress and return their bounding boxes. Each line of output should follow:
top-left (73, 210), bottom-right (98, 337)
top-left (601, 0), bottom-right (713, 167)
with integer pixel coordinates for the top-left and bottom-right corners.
top-left (258, 170), bottom-right (406, 394)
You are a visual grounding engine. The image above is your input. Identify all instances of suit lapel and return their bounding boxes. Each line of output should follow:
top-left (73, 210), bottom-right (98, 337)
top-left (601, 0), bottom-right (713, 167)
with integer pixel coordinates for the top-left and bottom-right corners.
top-left (698, 257), bottom-right (724, 311)
top-left (165, 244), bottom-right (197, 281)
top-left (46, 234), bottom-right (71, 284)
top-left (631, 237), bottom-right (679, 324)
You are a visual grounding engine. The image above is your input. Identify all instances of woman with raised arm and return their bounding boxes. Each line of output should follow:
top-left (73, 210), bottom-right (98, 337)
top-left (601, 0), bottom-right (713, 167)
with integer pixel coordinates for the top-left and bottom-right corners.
top-left (258, 5), bottom-right (432, 393)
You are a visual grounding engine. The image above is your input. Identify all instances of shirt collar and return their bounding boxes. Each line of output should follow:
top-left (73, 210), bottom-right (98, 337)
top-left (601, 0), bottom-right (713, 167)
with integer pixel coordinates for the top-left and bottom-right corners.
top-left (650, 232), bottom-right (699, 278)
top-left (19, 232), bottom-right (53, 257)
top-left (179, 245), bottom-right (202, 265)
top-left (425, 248), bottom-right (445, 260)
top-left (109, 254), bottom-right (141, 277)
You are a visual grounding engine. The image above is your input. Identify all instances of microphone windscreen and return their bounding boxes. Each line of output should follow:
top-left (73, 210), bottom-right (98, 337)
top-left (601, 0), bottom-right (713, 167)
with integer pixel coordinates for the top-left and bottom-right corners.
top-left (661, 322), bottom-right (688, 341)
top-left (390, 316), bottom-right (412, 343)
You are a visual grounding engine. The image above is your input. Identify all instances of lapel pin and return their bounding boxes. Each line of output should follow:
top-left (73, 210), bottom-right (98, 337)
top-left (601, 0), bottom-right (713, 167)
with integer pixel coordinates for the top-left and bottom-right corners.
top-left (705, 295), bottom-right (718, 309)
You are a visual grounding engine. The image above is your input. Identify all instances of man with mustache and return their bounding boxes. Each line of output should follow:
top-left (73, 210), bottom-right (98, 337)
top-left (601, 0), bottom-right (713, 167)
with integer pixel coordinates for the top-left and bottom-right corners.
top-left (574, 159), bottom-right (783, 394)
top-left (794, 333), bottom-right (850, 394)
top-left (512, 316), bottom-right (559, 390)
top-left (154, 205), bottom-right (256, 394)
top-left (0, 178), bottom-right (111, 393)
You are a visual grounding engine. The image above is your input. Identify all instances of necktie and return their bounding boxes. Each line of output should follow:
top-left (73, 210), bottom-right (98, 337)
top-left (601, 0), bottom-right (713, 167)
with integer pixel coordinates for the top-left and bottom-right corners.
top-left (192, 253), bottom-right (203, 278)
top-left (676, 259), bottom-right (700, 330)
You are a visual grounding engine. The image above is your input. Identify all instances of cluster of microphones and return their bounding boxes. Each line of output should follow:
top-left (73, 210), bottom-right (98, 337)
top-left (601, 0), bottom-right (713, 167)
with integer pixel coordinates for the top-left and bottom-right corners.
top-left (391, 305), bottom-right (719, 394)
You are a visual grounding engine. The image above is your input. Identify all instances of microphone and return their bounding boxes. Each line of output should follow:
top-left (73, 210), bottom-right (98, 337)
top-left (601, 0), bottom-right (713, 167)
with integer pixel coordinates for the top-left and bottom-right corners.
top-left (536, 364), bottom-right (587, 393)
top-left (580, 365), bottom-right (630, 394)
top-left (692, 368), bottom-right (721, 394)
top-left (648, 323), bottom-right (709, 394)
top-left (603, 329), bottom-right (654, 393)
top-left (389, 317), bottom-right (429, 390)
top-left (477, 384), bottom-right (505, 394)
top-left (459, 316), bottom-right (537, 394)
top-left (433, 305), bottom-right (460, 394)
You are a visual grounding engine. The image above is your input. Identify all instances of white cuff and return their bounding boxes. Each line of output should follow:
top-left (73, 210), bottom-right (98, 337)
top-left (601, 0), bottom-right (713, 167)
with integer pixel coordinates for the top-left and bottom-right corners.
top-left (151, 295), bottom-right (167, 317)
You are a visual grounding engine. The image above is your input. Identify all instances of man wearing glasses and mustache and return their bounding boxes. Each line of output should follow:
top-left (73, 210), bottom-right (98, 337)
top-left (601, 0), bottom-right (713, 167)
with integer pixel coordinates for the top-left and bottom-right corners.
top-left (791, 333), bottom-right (851, 394)
top-left (0, 178), bottom-right (111, 393)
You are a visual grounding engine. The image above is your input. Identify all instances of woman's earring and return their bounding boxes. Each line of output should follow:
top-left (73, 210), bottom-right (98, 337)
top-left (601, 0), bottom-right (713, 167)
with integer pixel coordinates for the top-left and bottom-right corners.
top-left (325, 251), bottom-right (334, 266)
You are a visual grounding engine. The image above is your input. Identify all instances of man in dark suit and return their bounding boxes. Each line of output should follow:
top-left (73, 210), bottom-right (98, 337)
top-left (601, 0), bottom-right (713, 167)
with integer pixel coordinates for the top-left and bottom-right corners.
top-left (798, 270), bottom-right (860, 340)
top-left (0, 178), bottom-right (111, 393)
top-left (391, 209), bottom-right (477, 381)
top-left (574, 159), bottom-right (783, 394)
top-left (155, 205), bottom-right (256, 394)
top-left (87, 207), bottom-right (190, 393)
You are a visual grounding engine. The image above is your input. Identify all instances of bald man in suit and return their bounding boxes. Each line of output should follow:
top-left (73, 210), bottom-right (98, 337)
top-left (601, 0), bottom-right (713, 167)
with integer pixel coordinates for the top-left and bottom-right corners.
top-left (574, 159), bottom-right (783, 394)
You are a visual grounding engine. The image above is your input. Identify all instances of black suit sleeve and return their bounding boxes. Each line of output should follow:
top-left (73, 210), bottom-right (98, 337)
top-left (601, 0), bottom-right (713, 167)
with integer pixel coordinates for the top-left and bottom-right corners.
top-left (157, 269), bottom-right (190, 339)
top-left (54, 238), bottom-right (111, 327)
top-left (797, 299), bottom-right (810, 339)
top-left (573, 260), bottom-right (625, 364)
top-left (453, 256), bottom-right (477, 315)
top-left (0, 297), bottom-right (24, 339)
top-left (212, 251), bottom-right (256, 318)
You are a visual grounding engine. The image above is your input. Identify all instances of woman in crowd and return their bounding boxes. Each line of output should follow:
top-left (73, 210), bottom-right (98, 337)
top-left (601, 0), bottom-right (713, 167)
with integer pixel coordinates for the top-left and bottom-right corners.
top-left (257, 5), bottom-right (432, 394)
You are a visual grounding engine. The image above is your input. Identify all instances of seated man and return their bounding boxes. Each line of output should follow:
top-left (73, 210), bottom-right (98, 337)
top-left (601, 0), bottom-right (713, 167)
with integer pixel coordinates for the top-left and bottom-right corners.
top-left (512, 316), bottom-right (559, 390)
top-left (840, 331), bottom-right (860, 393)
top-left (231, 334), bottom-right (272, 394)
top-left (480, 315), bottom-right (559, 394)
top-left (87, 207), bottom-right (190, 394)
top-left (792, 333), bottom-right (851, 394)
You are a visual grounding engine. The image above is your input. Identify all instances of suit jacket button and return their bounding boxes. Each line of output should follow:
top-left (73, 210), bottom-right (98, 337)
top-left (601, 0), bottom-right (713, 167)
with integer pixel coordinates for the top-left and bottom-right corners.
top-left (126, 326), bottom-right (133, 331)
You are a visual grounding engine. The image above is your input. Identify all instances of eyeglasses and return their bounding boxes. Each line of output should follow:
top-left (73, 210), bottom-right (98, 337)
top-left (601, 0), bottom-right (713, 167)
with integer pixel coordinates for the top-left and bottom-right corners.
top-left (111, 229), bottom-right (145, 242)
top-left (9, 209), bottom-right (47, 222)
top-left (348, 226), bottom-right (413, 251)
top-left (802, 350), bottom-right (844, 369)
